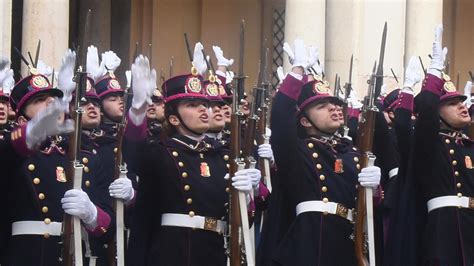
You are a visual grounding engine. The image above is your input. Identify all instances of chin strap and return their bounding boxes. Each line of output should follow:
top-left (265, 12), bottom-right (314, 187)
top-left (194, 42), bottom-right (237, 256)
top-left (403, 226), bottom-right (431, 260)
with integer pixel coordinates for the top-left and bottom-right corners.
top-left (176, 112), bottom-right (202, 137)
top-left (440, 116), bottom-right (463, 131)
top-left (303, 112), bottom-right (335, 136)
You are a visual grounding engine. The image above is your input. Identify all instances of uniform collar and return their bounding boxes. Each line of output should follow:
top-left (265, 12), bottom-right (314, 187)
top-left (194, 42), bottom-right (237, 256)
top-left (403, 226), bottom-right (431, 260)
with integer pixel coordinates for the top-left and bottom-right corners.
top-left (170, 134), bottom-right (213, 152)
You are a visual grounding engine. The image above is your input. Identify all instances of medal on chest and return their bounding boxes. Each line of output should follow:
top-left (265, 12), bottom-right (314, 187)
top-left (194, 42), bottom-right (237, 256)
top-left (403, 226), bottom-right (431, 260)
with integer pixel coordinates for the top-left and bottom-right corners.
top-left (334, 158), bottom-right (344, 173)
top-left (465, 156), bottom-right (473, 169)
top-left (56, 166), bottom-right (67, 182)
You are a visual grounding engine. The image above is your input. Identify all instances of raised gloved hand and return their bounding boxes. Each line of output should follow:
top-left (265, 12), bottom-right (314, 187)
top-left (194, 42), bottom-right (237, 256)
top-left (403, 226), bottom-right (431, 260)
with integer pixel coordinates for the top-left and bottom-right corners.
top-left (358, 166), bottom-right (381, 188)
top-left (0, 68), bottom-right (14, 95)
top-left (212, 45), bottom-right (234, 67)
top-left (307, 46), bottom-right (319, 72)
top-left (193, 42), bottom-right (207, 76)
top-left (36, 60), bottom-right (53, 77)
top-left (87, 46), bottom-right (106, 82)
top-left (62, 189), bottom-right (98, 227)
top-left (225, 71), bottom-right (234, 84)
top-left (102, 51), bottom-right (121, 73)
top-left (26, 98), bottom-right (74, 149)
top-left (348, 90), bottom-right (363, 109)
top-left (0, 57), bottom-right (9, 73)
top-left (428, 24), bottom-right (447, 77)
top-left (284, 39), bottom-right (308, 69)
top-left (403, 56), bottom-right (422, 93)
top-left (276, 66), bottom-right (286, 84)
top-left (58, 49), bottom-right (77, 106)
top-left (130, 55), bottom-right (157, 125)
top-left (464, 81), bottom-right (472, 107)
top-left (227, 170), bottom-right (253, 193)
top-left (109, 177), bottom-right (135, 203)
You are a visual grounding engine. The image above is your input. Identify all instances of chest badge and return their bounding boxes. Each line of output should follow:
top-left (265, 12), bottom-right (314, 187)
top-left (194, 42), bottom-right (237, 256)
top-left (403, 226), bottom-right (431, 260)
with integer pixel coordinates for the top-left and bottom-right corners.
top-left (334, 158), bottom-right (344, 173)
top-left (56, 166), bottom-right (67, 182)
top-left (200, 162), bottom-right (211, 177)
top-left (465, 156), bottom-right (473, 169)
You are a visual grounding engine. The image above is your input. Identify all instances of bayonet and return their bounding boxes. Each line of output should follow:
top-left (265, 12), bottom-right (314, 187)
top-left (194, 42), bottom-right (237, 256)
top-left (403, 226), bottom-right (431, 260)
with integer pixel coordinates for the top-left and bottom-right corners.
top-left (469, 71), bottom-right (474, 82)
top-left (390, 68), bottom-right (399, 83)
top-left (27, 52), bottom-right (34, 67)
top-left (344, 54), bottom-right (353, 102)
top-left (373, 22), bottom-right (387, 100)
top-left (184, 33), bottom-right (193, 63)
top-left (456, 72), bottom-right (460, 89)
top-left (419, 56), bottom-right (427, 75)
top-left (169, 57), bottom-right (174, 77)
top-left (34, 40), bottom-right (41, 68)
top-left (235, 20), bottom-right (247, 104)
top-left (14, 47), bottom-right (30, 68)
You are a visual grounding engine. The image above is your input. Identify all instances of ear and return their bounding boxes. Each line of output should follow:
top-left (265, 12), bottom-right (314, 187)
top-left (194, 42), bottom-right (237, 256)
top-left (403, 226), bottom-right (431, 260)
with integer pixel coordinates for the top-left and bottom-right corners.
top-left (168, 114), bottom-right (180, 126)
top-left (299, 116), bottom-right (312, 128)
top-left (17, 116), bottom-right (28, 126)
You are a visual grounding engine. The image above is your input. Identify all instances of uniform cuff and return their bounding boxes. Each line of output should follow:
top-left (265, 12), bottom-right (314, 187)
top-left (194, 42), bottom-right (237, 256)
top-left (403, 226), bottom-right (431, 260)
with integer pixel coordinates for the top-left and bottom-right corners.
top-left (421, 74), bottom-right (444, 96)
top-left (279, 73), bottom-right (305, 100)
top-left (125, 113), bottom-right (148, 141)
top-left (11, 124), bottom-right (34, 157)
top-left (85, 206), bottom-right (111, 237)
top-left (392, 92), bottom-right (414, 112)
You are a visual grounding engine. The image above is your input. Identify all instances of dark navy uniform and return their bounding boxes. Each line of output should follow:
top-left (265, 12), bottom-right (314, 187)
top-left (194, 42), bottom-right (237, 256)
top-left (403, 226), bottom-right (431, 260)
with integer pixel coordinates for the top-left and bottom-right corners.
top-left (414, 74), bottom-right (474, 265)
top-left (128, 72), bottom-right (231, 266)
top-left (268, 75), bottom-right (374, 265)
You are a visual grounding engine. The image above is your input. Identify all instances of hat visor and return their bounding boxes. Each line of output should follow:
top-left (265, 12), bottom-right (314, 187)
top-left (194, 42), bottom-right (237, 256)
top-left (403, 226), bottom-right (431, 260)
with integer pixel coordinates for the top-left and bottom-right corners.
top-left (17, 88), bottom-right (63, 113)
top-left (98, 89), bottom-right (124, 100)
top-left (165, 93), bottom-right (209, 104)
top-left (440, 93), bottom-right (467, 104)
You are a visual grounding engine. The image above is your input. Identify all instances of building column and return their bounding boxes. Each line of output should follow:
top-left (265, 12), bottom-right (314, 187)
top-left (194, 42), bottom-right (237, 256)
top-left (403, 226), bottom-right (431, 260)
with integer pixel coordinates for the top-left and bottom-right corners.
top-left (283, 0), bottom-right (325, 71)
top-left (404, 0), bottom-right (442, 92)
top-left (0, 0), bottom-right (12, 59)
top-left (21, 0), bottom-right (69, 75)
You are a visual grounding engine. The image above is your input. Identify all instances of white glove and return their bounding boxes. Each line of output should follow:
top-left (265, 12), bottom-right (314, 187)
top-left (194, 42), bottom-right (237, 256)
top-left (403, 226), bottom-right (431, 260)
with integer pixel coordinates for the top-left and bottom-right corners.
top-left (348, 90), bottom-right (363, 109)
top-left (403, 56), bottom-right (422, 92)
top-left (284, 39), bottom-right (308, 69)
top-left (58, 49), bottom-right (77, 106)
top-left (464, 81), bottom-right (472, 107)
top-left (25, 98), bottom-right (74, 149)
top-left (283, 42), bottom-right (295, 64)
top-left (130, 55), bottom-right (157, 125)
top-left (193, 42), bottom-right (207, 76)
top-left (125, 70), bottom-right (132, 88)
top-left (428, 24), bottom-right (447, 76)
top-left (358, 166), bottom-right (381, 188)
top-left (230, 170), bottom-right (253, 193)
top-left (307, 46), bottom-right (319, 71)
top-left (61, 189), bottom-right (98, 228)
top-left (225, 71), bottom-right (234, 84)
top-left (109, 177), bottom-right (135, 203)
top-left (1, 69), bottom-right (14, 95)
top-left (36, 60), bottom-right (53, 77)
top-left (212, 45), bottom-right (234, 67)
top-left (258, 143), bottom-right (274, 162)
top-left (102, 51), bottom-right (121, 72)
top-left (0, 57), bottom-right (9, 74)
top-left (276, 66), bottom-right (286, 84)
top-left (265, 127), bottom-right (272, 138)
top-left (87, 46), bottom-right (106, 82)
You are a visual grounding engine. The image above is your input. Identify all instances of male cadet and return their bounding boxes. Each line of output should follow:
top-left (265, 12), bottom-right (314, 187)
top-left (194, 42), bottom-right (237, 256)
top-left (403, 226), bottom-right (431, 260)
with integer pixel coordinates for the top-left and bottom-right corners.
top-left (413, 24), bottom-right (474, 265)
top-left (268, 39), bottom-right (381, 265)
top-left (2, 50), bottom-right (112, 265)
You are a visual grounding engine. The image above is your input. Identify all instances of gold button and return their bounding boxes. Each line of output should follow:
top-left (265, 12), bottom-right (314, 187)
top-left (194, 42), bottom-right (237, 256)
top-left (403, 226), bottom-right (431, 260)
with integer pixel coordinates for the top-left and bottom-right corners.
top-left (38, 193), bottom-right (45, 200)
top-left (455, 171), bottom-right (460, 176)
top-left (184, 185), bottom-right (190, 191)
top-left (449, 149), bottom-right (454, 155)
top-left (44, 218), bottom-right (51, 224)
top-left (28, 164), bottom-right (35, 171)
top-left (200, 153), bottom-right (204, 159)
top-left (225, 187), bottom-right (230, 192)
top-left (321, 186), bottom-right (328, 192)
top-left (172, 151), bottom-right (178, 157)
top-left (352, 147), bottom-right (358, 151)
top-left (182, 172), bottom-right (188, 178)
top-left (312, 153), bottom-right (318, 159)
top-left (308, 143), bottom-right (314, 149)
top-left (445, 139), bottom-right (451, 144)
top-left (356, 164), bottom-right (361, 170)
top-left (452, 160), bottom-right (457, 166)
top-left (226, 164), bottom-right (230, 168)
top-left (43, 233), bottom-right (50, 239)
top-left (323, 197), bottom-right (329, 203)
top-left (82, 157), bottom-right (89, 164)
top-left (33, 178), bottom-right (40, 185)
top-left (457, 193), bottom-right (463, 197)
top-left (319, 174), bottom-right (325, 181)
top-left (114, 147), bottom-right (118, 153)
top-left (457, 183), bottom-right (462, 188)
top-left (354, 157), bottom-right (359, 163)
top-left (223, 155), bottom-right (229, 161)
top-left (316, 164), bottom-right (322, 170)
top-left (84, 166), bottom-right (90, 173)
top-left (189, 211), bottom-right (195, 217)
top-left (187, 198), bottom-right (193, 204)
top-left (42, 206), bottom-right (48, 213)
top-left (85, 180), bottom-right (91, 187)
top-left (178, 162), bottom-right (184, 167)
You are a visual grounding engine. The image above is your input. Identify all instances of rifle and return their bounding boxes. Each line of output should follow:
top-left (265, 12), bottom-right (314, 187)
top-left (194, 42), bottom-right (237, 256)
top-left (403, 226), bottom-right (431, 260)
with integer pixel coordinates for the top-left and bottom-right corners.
top-left (354, 61), bottom-right (378, 266)
top-left (229, 19), bottom-right (254, 266)
top-left (61, 9), bottom-right (91, 266)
